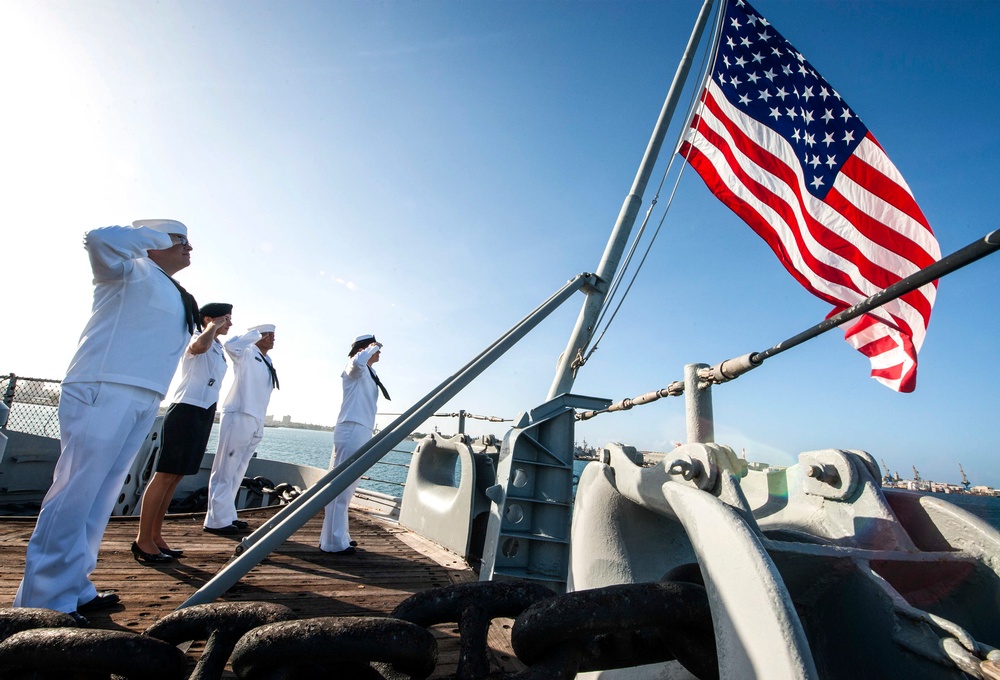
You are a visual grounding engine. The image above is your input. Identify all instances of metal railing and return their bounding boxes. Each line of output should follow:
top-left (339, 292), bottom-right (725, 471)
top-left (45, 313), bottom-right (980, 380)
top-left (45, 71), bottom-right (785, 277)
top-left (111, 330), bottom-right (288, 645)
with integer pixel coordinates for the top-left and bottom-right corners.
top-left (359, 447), bottom-right (414, 495)
top-left (1, 373), bottom-right (62, 437)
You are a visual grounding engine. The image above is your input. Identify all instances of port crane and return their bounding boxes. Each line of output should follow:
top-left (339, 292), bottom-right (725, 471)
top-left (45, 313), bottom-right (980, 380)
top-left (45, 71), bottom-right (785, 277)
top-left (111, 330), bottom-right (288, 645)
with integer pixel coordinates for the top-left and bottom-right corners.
top-left (880, 458), bottom-right (898, 485)
top-left (960, 463), bottom-right (971, 491)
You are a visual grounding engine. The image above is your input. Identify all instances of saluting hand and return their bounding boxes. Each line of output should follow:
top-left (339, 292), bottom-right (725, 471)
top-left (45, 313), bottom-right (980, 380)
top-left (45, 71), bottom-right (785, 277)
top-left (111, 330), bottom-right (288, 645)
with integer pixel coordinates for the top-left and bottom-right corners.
top-left (207, 315), bottom-right (234, 339)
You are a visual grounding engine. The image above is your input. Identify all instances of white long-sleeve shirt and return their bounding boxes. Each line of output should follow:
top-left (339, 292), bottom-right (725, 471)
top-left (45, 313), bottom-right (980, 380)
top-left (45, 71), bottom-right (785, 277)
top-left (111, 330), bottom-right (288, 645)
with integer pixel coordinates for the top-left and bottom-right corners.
top-left (220, 330), bottom-right (275, 420)
top-left (170, 333), bottom-right (228, 409)
top-left (62, 225), bottom-right (190, 397)
top-left (337, 344), bottom-right (381, 429)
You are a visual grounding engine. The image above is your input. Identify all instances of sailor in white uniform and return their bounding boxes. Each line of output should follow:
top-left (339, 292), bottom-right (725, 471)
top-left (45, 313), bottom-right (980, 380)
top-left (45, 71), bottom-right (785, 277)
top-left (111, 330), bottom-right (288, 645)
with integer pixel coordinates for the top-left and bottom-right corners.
top-left (14, 219), bottom-right (196, 620)
top-left (203, 324), bottom-right (278, 534)
top-left (133, 302), bottom-right (233, 562)
top-left (320, 334), bottom-right (389, 555)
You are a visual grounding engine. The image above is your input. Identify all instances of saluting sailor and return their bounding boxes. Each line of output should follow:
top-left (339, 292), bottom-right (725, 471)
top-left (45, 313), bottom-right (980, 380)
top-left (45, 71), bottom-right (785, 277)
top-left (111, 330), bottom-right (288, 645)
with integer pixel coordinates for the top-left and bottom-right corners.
top-left (14, 219), bottom-right (197, 624)
top-left (320, 334), bottom-right (389, 555)
top-left (203, 324), bottom-right (278, 534)
top-left (133, 302), bottom-right (234, 563)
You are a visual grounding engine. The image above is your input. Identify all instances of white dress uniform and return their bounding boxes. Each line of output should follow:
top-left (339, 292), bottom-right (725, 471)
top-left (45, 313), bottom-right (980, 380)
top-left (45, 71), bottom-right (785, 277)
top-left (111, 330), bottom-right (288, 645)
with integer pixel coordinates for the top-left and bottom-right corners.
top-left (154, 330), bottom-right (228, 475)
top-left (320, 343), bottom-right (382, 552)
top-left (15, 224), bottom-right (190, 613)
top-left (171, 333), bottom-right (228, 409)
top-left (203, 327), bottom-right (277, 530)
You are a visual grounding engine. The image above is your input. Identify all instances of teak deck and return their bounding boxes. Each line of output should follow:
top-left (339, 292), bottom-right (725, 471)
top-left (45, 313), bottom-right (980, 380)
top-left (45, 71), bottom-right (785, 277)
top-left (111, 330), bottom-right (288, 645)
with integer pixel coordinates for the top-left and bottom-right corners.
top-left (0, 506), bottom-right (523, 677)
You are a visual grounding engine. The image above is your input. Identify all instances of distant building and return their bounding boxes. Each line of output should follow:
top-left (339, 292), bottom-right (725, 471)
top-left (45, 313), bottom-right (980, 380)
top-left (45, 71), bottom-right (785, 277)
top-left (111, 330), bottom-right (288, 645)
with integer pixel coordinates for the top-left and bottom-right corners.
top-left (265, 415), bottom-right (274, 424)
top-left (282, 415), bottom-right (291, 425)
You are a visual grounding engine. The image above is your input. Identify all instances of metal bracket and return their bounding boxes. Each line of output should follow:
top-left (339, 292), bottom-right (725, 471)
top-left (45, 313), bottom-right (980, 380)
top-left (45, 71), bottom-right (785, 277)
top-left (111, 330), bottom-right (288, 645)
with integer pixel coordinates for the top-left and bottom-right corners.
top-left (799, 449), bottom-right (859, 501)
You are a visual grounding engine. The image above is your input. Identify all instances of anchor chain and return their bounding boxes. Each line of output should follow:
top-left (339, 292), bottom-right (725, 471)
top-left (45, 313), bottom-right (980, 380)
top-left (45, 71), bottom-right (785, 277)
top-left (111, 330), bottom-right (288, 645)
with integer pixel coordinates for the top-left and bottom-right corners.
top-left (269, 481), bottom-right (303, 504)
top-left (511, 581), bottom-right (717, 679)
top-left (145, 602), bottom-right (297, 680)
top-left (241, 476), bottom-right (276, 498)
top-left (0, 607), bottom-right (78, 640)
top-left (0, 581), bottom-right (716, 679)
top-left (391, 580), bottom-right (556, 679)
top-left (230, 616), bottom-right (437, 679)
top-left (868, 567), bottom-right (1000, 679)
top-left (169, 486), bottom-right (209, 513)
top-left (237, 477), bottom-right (303, 506)
top-left (0, 626), bottom-right (187, 679)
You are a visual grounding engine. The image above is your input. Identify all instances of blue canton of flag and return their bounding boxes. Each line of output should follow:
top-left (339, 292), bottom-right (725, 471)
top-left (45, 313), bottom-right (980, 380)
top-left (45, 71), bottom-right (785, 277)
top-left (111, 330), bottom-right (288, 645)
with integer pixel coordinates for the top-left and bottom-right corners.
top-left (714, 0), bottom-right (867, 200)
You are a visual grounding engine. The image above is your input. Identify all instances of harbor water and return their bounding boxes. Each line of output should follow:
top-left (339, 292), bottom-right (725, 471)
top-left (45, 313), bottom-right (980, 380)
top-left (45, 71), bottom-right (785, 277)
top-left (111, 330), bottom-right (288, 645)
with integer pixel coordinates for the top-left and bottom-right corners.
top-left (211, 425), bottom-right (1000, 528)
top-left (205, 424), bottom-right (414, 498)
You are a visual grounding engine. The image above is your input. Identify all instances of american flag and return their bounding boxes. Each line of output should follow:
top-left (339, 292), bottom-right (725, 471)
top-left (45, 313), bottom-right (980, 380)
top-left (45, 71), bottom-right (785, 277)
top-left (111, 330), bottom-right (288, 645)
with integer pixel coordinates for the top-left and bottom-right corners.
top-left (679, 0), bottom-right (941, 392)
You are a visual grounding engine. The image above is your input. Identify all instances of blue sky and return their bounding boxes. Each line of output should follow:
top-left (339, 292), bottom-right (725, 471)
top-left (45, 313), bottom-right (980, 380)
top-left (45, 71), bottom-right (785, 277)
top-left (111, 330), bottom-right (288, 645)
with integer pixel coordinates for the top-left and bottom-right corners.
top-left (2, 0), bottom-right (998, 487)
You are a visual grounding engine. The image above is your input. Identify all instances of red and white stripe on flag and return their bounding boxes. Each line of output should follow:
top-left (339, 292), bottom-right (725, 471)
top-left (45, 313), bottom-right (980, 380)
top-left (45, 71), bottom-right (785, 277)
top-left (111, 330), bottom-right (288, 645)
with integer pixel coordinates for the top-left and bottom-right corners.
top-left (679, 0), bottom-right (940, 392)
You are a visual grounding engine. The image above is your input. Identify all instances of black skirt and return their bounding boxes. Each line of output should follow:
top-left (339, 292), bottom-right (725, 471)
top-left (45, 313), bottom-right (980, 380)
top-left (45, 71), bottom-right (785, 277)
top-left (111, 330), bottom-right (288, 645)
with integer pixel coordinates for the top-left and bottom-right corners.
top-left (156, 401), bottom-right (217, 475)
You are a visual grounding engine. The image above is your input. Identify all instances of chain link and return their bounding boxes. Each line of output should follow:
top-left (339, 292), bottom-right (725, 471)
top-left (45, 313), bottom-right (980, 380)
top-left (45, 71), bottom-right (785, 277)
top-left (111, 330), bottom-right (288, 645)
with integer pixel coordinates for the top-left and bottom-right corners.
top-left (0, 580), bottom-right (720, 679)
top-left (1, 374), bottom-right (63, 438)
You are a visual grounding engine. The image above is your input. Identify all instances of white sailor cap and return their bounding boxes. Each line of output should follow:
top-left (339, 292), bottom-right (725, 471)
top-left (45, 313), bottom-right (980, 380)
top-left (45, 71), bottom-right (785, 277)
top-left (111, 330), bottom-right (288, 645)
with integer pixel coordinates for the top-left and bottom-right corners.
top-left (349, 334), bottom-right (380, 355)
top-left (132, 219), bottom-right (188, 237)
top-left (250, 324), bottom-right (276, 334)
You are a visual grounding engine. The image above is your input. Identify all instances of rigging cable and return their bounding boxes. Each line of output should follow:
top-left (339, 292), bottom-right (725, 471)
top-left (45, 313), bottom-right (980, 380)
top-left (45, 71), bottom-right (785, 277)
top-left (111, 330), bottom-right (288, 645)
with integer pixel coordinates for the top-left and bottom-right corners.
top-left (578, 229), bottom-right (1000, 420)
top-left (378, 411), bottom-right (511, 423)
top-left (575, 4), bottom-right (725, 370)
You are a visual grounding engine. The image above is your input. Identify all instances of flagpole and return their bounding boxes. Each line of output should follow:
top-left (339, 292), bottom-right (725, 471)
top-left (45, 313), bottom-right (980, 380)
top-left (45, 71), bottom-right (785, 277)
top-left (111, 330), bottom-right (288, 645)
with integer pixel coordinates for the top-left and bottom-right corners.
top-left (547, 0), bottom-right (718, 400)
top-left (706, 229), bottom-right (1000, 383)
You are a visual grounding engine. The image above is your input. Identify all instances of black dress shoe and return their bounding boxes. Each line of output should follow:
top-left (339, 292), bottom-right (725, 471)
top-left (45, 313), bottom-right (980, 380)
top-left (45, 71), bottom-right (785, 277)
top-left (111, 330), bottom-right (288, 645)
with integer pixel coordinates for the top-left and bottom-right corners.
top-left (158, 547), bottom-right (184, 557)
top-left (232, 520), bottom-right (251, 532)
top-left (349, 540), bottom-right (358, 547)
top-left (78, 591), bottom-right (120, 613)
top-left (320, 546), bottom-right (357, 556)
top-left (131, 541), bottom-right (172, 564)
top-left (69, 611), bottom-right (90, 627)
top-left (203, 524), bottom-right (239, 535)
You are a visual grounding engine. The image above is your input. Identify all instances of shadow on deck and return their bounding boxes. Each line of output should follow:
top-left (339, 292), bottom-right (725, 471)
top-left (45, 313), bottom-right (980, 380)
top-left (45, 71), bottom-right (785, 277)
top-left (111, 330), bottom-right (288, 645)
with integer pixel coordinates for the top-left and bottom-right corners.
top-left (0, 505), bottom-right (522, 678)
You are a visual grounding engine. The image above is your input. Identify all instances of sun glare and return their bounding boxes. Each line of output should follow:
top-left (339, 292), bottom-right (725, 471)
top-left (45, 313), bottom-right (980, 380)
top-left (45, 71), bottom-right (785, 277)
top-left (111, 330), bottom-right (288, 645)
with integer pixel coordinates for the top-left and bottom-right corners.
top-left (1, 2), bottom-right (135, 230)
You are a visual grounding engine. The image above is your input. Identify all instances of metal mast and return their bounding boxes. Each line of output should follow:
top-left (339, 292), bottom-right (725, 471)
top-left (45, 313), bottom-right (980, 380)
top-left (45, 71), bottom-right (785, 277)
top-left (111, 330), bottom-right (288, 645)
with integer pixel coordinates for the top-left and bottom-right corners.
top-left (547, 0), bottom-right (718, 399)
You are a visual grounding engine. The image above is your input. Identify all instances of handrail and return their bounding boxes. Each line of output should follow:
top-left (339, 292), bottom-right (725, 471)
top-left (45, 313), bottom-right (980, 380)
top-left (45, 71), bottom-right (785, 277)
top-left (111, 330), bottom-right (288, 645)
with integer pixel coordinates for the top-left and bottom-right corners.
top-left (178, 272), bottom-right (596, 608)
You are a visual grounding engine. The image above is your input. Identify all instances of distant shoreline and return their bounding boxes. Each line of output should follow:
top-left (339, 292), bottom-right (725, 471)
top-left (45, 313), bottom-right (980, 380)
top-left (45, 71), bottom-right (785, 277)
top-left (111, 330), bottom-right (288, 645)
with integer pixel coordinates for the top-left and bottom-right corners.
top-left (263, 421), bottom-right (333, 432)
top-left (261, 422), bottom-right (426, 441)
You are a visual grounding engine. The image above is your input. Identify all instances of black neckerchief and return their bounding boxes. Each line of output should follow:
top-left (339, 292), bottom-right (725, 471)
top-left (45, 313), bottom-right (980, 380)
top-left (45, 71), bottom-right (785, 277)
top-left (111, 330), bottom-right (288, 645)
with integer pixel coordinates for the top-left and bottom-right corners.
top-left (260, 351), bottom-right (279, 389)
top-left (157, 269), bottom-right (200, 335)
top-left (368, 366), bottom-right (389, 400)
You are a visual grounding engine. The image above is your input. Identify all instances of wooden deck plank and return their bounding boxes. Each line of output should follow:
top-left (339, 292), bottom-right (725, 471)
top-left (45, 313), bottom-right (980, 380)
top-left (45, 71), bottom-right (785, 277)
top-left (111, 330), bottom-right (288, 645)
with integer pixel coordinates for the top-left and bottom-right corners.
top-left (0, 506), bottom-right (524, 678)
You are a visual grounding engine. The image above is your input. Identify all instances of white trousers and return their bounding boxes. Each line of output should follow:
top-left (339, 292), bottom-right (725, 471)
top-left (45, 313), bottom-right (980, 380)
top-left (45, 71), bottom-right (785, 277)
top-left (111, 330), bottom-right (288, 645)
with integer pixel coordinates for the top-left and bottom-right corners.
top-left (204, 411), bottom-right (263, 529)
top-left (14, 382), bottom-right (160, 612)
top-left (320, 421), bottom-right (371, 552)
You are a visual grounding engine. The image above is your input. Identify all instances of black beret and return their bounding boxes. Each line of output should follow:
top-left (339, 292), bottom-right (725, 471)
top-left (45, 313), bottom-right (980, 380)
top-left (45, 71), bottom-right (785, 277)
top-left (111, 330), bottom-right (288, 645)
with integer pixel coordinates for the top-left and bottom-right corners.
top-left (199, 302), bottom-right (233, 319)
